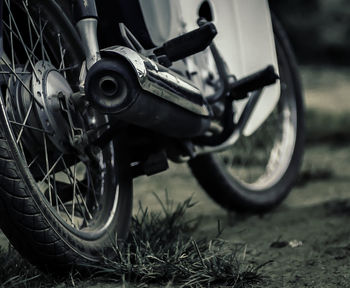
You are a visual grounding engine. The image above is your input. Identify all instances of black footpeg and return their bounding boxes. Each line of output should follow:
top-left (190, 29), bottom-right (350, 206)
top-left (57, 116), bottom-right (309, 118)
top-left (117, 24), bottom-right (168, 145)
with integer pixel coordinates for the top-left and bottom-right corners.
top-left (154, 22), bottom-right (217, 64)
top-left (229, 65), bottom-right (279, 100)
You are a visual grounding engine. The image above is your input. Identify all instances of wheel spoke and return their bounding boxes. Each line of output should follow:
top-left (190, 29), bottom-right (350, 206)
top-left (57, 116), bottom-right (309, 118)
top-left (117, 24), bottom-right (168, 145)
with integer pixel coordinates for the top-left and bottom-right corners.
top-left (7, 0), bottom-right (15, 72)
top-left (34, 159), bottom-right (75, 226)
top-left (39, 10), bottom-right (46, 63)
top-left (0, 71), bottom-right (31, 75)
top-left (2, 21), bottom-right (40, 64)
top-left (86, 165), bottom-right (100, 209)
top-left (55, 190), bottom-right (75, 227)
top-left (4, 0), bottom-right (39, 80)
top-left (15, 98), bottom-right (34, 143)
top-left (10, 120), bottom-right (53, 135)
top-left (0, 57), bottom-right (35, 97)
top-left (28, 154), bottom-right (39, 168)
top-left (26, 3), bottom-right (34, 53)
top-left (40, 153), bottom-right (64, 183)
top-left (61, 158), bottom-right (93, 222)
top-left (42, 133), bottom-right (52, 205)
top-left (61, 164), bottom-right (90, 226)
top-left (21, 0), bottom-right (52, 63)
top-left (57, 33), bottom-right (67, 78)
top-left (71, 162), bottom-right (77, 225)
top-left (53, 172), bottom-right (59, 213)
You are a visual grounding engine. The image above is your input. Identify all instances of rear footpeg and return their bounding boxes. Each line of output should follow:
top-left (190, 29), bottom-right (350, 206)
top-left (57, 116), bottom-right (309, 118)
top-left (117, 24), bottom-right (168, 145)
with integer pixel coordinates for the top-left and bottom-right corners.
top-left (85, 46), bottom-right (212, 138)
top-left (154, 22), bottom-right (217, 66)
top-left (229, 65), bottom-right (279, 100)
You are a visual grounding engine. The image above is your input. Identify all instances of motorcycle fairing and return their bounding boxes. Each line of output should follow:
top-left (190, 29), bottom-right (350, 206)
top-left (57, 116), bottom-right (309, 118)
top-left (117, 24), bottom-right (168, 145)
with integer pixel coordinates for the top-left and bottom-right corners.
top-left (139, 0), bottom-right (280, 136)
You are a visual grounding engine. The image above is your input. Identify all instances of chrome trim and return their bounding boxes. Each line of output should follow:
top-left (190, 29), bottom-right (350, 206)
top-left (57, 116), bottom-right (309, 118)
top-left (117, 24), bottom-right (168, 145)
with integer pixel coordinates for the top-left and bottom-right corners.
top-left (101, 46), bottom-right (211, 117)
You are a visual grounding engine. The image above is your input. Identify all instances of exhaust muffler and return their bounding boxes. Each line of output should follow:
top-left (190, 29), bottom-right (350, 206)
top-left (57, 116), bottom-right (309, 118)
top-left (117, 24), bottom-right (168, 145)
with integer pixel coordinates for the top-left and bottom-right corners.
top-left (85, 46), bottom-right (212, 138)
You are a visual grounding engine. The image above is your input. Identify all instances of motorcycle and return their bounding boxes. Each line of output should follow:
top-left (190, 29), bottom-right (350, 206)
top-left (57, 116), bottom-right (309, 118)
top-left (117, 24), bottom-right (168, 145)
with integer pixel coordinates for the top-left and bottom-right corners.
top-left (0, 0), bottom-right (304, 270)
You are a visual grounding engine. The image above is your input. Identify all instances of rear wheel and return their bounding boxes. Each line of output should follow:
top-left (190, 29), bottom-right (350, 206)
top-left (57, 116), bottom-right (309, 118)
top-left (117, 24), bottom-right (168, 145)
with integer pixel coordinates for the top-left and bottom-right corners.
top-left (0, 0), bottom-right (132, 270)
top-left (190, 16), bottom-right (304, 212)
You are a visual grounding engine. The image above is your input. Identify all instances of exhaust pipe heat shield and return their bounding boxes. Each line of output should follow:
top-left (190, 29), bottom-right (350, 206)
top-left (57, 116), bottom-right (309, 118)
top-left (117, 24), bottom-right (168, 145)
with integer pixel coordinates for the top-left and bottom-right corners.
top-left (85, 46), bottom-right (211, 138)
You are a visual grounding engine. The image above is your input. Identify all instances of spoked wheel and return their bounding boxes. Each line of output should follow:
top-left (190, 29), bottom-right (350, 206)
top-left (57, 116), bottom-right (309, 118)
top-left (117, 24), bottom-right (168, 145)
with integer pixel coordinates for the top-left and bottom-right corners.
top-left (0, 0), bottom-right (132, 270)
top-left (190, 16), bottom-right (304, 212)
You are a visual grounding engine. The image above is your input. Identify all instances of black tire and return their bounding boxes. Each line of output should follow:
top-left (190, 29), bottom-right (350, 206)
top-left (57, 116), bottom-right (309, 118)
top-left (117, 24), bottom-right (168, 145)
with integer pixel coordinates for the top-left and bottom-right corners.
top-left (0, 0), bottom-right (132, 271)
top-left (189, 15), bottom-right (304, 213)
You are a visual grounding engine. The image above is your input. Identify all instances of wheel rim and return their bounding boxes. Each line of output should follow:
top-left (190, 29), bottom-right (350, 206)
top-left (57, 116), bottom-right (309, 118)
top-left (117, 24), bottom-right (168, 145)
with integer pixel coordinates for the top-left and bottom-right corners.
top-left (0, 0), bottom-right (121, 239)
top-left (216, 40), bottom-right (298, 191)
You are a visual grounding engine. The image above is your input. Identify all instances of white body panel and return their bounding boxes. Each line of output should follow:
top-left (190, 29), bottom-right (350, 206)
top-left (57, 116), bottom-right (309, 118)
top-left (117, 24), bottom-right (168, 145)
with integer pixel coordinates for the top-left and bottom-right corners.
top-left (139, 0), bottom-right (280, 136)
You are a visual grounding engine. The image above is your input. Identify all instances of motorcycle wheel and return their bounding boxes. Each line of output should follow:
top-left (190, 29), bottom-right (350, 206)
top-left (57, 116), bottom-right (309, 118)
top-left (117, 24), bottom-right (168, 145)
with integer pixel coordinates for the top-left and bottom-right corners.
top-left (189, 16), bottom-right (304, 213)
top-left (0, 0), bottom-right (132, 271)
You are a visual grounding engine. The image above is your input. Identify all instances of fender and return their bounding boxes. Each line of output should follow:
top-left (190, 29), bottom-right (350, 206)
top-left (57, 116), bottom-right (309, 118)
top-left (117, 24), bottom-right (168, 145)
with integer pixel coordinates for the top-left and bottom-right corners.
top-left (139, 0), bottom-right (280, 136)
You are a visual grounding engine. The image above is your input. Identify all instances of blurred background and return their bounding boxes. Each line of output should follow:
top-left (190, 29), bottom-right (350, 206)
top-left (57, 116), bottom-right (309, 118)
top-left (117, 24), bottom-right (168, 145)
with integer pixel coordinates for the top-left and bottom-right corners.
top-left (270, 0), bottom-right (350, 143)
top-left (270, 0), bottom-right (350, 66)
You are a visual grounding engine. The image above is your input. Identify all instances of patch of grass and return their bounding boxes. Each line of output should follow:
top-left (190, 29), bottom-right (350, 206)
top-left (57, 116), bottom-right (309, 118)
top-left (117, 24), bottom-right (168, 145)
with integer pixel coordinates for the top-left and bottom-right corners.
top-left (0, 196), bottom-right (266, 287)
top-left (90, 195), bottom-right (267, 287)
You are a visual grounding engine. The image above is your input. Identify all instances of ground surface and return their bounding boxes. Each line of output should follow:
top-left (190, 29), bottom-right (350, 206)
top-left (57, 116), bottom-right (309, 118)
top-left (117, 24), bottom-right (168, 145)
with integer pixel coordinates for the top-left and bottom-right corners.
top-left (1, 67), bottom-right (350, 287)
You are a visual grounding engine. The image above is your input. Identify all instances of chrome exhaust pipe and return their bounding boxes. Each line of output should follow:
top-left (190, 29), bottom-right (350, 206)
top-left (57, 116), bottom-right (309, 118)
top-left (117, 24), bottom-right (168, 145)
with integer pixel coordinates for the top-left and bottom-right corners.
top-left (85, 46), bottom-right (212, 138)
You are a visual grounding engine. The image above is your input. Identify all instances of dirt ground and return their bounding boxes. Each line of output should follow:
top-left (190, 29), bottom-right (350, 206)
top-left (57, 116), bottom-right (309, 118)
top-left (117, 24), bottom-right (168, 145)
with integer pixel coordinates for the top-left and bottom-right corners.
top-left (1, 67), bottom-right (350, 287)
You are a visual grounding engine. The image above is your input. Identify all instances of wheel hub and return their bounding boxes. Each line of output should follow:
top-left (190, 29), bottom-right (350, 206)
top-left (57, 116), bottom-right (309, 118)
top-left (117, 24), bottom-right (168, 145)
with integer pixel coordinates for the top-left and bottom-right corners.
top-left (6, 61), bottom-right (84, 154)
top-left (33, 61), bottom-right (78, 153)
